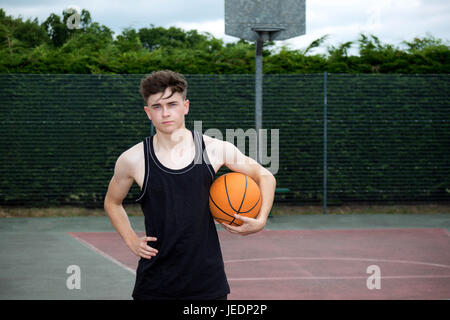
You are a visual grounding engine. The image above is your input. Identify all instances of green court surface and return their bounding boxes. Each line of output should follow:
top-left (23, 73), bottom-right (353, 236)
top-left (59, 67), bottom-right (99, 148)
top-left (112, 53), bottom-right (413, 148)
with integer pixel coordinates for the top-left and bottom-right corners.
top-left (1, 214), bottom-right (449, 300)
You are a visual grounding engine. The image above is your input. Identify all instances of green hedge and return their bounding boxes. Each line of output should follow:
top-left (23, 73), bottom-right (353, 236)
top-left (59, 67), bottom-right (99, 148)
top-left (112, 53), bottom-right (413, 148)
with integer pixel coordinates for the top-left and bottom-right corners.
top-left (0, 74), bottom-right (448, 207)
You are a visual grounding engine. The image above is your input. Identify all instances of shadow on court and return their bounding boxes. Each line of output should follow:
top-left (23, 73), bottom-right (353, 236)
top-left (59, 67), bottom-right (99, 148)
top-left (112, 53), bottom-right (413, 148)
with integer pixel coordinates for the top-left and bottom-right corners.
top-left (1, 214), bottom-right (450, 300)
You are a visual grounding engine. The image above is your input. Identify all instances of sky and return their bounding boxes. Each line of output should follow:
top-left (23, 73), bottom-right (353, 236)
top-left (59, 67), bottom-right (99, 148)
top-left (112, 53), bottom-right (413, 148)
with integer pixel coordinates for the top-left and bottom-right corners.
top-left (1, 0), bottom-right (450, 55)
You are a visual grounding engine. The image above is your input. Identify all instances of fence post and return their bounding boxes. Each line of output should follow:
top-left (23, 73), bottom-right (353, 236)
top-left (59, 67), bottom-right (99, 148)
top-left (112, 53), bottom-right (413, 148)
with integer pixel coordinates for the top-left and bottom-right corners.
top-left (255, 37), bottom-right (264, 164)
top-left (323, 72), bottom-right (328, 215)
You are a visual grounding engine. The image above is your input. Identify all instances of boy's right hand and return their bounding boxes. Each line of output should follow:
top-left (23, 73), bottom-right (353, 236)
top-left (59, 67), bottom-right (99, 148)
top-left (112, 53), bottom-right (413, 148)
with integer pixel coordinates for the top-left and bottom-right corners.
top-left (129, 236), bottom-right (158, 259)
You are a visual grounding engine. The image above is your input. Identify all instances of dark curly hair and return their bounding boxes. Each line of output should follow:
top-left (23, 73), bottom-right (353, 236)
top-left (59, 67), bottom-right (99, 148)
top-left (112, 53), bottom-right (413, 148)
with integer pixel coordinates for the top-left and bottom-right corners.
top-left (139, 70), bottom-right (187, 104)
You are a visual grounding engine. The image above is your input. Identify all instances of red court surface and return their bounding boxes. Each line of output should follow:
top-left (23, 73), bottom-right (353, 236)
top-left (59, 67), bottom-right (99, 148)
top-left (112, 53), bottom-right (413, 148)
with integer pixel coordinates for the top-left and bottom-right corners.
top-left (67, 228), bottom-right (450, 300)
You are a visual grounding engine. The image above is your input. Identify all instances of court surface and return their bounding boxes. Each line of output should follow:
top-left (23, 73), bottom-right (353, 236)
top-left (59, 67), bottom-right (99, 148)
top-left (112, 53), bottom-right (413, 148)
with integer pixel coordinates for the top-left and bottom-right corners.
top-left (1, 213), bottom-right (449, 300)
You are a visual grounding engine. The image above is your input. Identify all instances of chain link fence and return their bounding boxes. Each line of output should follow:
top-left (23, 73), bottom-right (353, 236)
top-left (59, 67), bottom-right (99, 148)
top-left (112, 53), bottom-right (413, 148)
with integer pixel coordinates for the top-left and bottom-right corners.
top-left (0, 73), bottom-right (448, 207)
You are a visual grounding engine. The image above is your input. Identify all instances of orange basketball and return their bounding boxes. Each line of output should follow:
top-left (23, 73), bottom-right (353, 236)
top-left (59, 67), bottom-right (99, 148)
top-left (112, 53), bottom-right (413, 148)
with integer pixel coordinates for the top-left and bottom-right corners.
top-left (209, 172), bottom-right (262, 226)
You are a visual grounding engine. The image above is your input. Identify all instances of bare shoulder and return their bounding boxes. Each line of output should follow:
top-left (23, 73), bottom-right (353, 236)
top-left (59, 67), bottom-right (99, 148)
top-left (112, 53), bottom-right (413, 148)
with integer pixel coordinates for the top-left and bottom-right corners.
top-left (202, 134), bottom-right (227, 171)
top-left (118, 142), bottom-right (143, 165)
top-left (115, 142), bottom-right (144, 178)
top-left (202, 134), bottom-right (233, 155)
top-left (202, 134), bottom-right (239, 154)
top-left (202, 134), bottom-right (223, 148)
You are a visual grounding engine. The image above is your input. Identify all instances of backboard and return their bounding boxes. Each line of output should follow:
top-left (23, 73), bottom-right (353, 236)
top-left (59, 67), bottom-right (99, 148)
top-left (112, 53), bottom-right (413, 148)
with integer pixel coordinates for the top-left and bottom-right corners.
top-left (225, 0), bottom-right (306, 42)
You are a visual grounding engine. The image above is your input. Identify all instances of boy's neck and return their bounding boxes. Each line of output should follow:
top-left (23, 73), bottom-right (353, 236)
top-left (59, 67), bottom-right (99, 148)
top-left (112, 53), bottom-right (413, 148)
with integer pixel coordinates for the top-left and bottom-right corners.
top-left (154, 127), bottom-right (192, 151)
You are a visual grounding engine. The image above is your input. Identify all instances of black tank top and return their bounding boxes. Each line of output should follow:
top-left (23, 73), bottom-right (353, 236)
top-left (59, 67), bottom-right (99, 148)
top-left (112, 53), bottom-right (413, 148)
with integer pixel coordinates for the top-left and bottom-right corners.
top-left (133, 129), bottom-right (230, 299)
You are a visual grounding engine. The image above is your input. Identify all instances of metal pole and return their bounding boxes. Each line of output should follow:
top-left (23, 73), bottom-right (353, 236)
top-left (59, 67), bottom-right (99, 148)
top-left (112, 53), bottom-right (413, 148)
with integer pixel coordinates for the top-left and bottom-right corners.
top-left (323, 72), bottom-right (328, 215)
top-left (255, 35), bottom-right (264, 164)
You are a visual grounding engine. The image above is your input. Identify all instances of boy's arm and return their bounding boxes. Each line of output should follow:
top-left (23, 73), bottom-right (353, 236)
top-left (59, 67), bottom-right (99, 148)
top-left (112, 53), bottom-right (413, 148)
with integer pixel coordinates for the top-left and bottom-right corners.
top-left (219, 141), bottom-right (277, 235)
top-left (104, 152), bottom-right (158, 259)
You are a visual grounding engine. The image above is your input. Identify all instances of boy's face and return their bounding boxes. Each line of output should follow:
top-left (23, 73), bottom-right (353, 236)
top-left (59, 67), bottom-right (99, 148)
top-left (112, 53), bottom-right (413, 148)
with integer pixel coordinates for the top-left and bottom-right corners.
top-left (144, 87), bottom-right (189, 134)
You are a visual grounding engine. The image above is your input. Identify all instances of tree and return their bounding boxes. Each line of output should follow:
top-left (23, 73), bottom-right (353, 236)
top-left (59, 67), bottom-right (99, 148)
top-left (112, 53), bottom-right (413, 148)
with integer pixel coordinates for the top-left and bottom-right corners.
top-left (0, 8), bottom-right (448, 74)
top-left (0, 9), bottom-right (49, 54)
top-left (138, 25), bottom-right (215, 51)
top-left (114, 28), bottom-right (144, 52)
top-left (43, 8), bottom-right (93, 47)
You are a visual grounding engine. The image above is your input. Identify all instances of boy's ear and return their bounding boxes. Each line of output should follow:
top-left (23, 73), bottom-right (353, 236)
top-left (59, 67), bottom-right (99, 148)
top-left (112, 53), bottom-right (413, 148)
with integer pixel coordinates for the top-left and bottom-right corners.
top-left (184, 99), bottom-right (190, 115)
top-left (144, 106), bottom-right (152, 120)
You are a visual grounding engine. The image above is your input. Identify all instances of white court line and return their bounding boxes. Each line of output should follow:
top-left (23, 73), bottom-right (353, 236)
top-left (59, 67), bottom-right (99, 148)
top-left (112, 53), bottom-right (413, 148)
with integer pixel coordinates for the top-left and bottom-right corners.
top-left (227, 275), bottom-right (450, 281)
top-left (68, 232), bottom-right (136, 275)
top-left (224, 256), bottom-right (450, 270)
top-left (224, 256), bottom-right (450, 282)
top-left (67, 235), bottom-right (450, 282)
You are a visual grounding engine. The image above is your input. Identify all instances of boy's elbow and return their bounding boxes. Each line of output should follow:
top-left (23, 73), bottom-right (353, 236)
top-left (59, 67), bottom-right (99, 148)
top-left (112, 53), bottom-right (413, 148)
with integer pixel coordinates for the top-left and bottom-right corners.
top-left (104, 195), bottom-right (111, 212)
top-left (103, 193), bottom-right (117, 213)
top-left (261, 167), bottom-right (276, 183)
top-left (270, 173), bottom-right (277, 188)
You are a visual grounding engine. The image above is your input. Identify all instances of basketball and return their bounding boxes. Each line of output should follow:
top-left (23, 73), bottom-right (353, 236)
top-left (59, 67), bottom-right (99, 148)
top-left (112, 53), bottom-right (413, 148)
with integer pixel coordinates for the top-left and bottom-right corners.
top-left (209, 172), bottom-right (262, 226)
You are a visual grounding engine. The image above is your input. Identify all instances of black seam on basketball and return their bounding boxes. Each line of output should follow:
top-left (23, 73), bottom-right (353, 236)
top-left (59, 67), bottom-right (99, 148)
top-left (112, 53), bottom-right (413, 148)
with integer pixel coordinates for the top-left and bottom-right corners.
top-left (236, 193), bottom-right (261, 214)
top-left (214, 216), bottom-right (240, 226)
top-left (237, 175), bottom-right (247, 213)
top-left (230, 175), bottom-right (248, 225)
top-left (209, 194), bottom-right (236, 219)
top-left (224, 174), bottom-right (239, 214)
